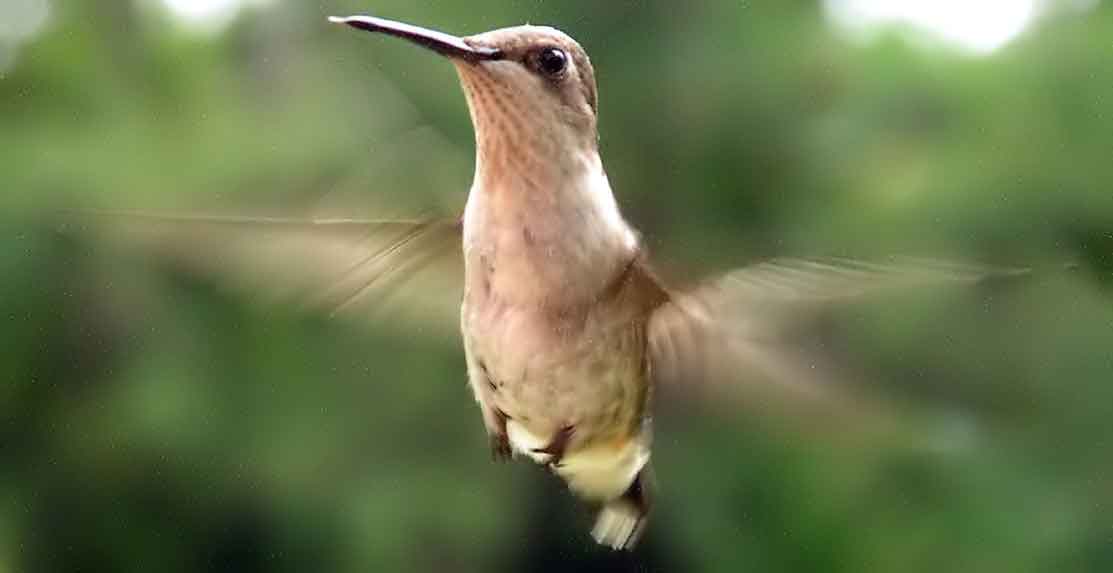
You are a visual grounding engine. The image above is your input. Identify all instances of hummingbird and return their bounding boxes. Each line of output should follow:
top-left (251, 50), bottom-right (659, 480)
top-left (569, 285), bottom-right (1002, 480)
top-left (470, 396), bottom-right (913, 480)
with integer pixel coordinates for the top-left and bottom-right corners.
top-left (72, 14), bottom-right (1022, 552)
top-left (325, 14), bottom-right (669, 549)
top-left (317, 14), bottom-right (1023, 550)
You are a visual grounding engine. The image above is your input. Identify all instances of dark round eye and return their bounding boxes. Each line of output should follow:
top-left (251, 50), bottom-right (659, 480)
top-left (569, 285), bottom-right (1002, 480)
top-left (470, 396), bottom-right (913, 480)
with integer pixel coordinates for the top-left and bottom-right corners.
top-left (535, 47), bottom-right (568, 77)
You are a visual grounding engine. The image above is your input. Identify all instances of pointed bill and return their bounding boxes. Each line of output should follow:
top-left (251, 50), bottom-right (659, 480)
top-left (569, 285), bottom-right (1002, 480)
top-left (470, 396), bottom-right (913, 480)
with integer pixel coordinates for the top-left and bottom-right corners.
top-left (328, 15), bottom-right (503, 61)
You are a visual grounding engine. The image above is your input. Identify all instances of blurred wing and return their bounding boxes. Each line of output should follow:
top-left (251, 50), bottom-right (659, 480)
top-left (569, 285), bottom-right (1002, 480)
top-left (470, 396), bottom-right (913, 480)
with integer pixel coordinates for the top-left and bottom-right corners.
top-left (648, 257), bottom-right (1028, 405)
top-left (64, 210), bottom-right (464, 335)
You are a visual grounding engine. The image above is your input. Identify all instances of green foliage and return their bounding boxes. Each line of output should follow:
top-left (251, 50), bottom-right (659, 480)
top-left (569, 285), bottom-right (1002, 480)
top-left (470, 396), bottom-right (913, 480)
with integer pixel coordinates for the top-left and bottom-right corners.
top-left (1, 1), bottom-right (1110, 571)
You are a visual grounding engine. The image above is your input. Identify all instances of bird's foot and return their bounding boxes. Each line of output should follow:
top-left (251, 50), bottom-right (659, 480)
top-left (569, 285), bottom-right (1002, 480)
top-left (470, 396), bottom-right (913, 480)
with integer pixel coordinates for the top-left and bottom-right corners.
top-left (532, 425), bottom-right (575, 466)
top-left (489, 432), bottom-right (512, 462)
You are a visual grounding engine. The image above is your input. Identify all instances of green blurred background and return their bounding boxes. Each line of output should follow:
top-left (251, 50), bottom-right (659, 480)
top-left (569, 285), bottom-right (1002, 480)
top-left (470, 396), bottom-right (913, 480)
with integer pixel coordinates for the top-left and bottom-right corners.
top-left (2, 0), bottom-right (1112, 571)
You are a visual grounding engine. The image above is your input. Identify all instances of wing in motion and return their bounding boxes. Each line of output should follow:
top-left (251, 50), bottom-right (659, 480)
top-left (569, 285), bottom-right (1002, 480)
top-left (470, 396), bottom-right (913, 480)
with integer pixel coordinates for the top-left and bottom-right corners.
top-left (647, 257), bottom-right (1029, 416)
top-left (62, 209), bottom-right (465, 336)
top-left (66, 210), bottom-right (1029, 415)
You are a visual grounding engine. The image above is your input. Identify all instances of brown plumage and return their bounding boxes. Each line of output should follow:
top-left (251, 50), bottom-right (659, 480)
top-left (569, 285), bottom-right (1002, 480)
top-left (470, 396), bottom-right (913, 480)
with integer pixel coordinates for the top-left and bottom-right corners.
top-left (69, 15), bottom-right (1027, 552)
top-left (327, 16), bottom-right (1023, 549)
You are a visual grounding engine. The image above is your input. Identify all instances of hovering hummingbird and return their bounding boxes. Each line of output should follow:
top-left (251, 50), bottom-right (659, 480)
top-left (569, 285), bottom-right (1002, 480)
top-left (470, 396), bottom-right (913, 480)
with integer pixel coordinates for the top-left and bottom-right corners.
top-left (74, 14), bottom-right (1023, 551)
top-left (323, 15), bottom-right (668, 548)
top-left (315, 15), bottom-right (1022, 549)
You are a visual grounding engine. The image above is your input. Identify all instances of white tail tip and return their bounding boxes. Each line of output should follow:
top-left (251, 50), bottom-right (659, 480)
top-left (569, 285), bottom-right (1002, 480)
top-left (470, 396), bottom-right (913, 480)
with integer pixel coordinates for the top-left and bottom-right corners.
top-left (591, 500), bottom-right (646, 550)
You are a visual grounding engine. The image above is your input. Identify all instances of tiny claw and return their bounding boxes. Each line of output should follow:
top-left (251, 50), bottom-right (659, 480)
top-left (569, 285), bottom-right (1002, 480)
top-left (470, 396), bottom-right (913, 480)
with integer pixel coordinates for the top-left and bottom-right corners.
top-left (532, 425), bottom-right (575, 466)
top-left (490, 433), bottom-right (512, 462)
top-left (487, 407), bottom-right (513, 462)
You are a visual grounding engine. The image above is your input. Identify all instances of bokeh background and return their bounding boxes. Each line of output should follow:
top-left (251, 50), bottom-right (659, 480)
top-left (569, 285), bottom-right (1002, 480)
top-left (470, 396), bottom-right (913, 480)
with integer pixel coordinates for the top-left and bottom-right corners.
top-left (3, 0), bottom-right (1112, 571)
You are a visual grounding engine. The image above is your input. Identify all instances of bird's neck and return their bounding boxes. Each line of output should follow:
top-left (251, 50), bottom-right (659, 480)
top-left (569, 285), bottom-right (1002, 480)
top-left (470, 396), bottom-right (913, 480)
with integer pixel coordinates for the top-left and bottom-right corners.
top-left (462, 145), bottom-right (638, 308)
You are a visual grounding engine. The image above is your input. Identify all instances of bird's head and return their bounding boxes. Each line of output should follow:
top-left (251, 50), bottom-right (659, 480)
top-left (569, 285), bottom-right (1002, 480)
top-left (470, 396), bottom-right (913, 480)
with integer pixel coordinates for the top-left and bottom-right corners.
top-left (330, 16), bottom-right (601, 190)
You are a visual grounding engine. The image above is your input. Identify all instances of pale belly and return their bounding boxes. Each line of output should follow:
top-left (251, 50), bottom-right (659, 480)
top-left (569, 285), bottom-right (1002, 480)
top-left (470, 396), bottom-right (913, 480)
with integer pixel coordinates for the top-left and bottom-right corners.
top-left (507, 417), bottom-right (651, 501)
top-left (462, 300), bottom-right (652, 500)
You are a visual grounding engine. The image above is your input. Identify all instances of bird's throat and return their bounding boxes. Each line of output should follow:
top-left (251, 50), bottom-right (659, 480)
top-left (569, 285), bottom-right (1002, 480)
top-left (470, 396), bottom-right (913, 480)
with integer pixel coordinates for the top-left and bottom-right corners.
top-left (456, 61), bottom-right (635, 308)
top-left (462, 149), bottom-right (638, 309)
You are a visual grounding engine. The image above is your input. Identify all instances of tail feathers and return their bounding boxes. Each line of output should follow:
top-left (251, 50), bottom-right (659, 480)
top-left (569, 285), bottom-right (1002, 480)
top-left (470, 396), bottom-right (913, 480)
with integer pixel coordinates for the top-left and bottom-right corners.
top-left (591, 499), bottom-right (647, 550)
top-left (589, 465), bottom-right (653, 550)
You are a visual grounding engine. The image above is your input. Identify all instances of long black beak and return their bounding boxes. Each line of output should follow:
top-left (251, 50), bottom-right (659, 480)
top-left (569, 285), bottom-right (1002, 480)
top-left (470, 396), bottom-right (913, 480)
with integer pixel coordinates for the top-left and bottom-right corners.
top-left (328, 15), bottom-right (503, 62)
